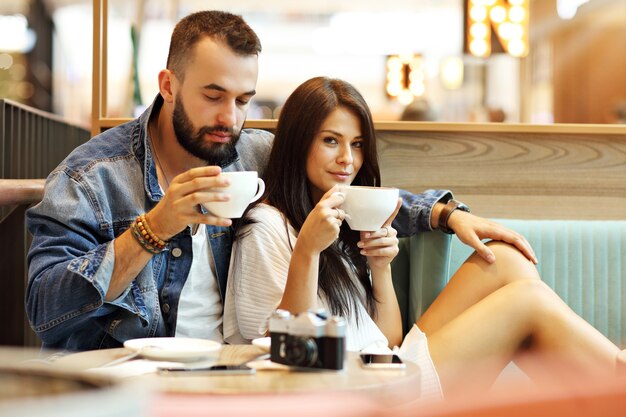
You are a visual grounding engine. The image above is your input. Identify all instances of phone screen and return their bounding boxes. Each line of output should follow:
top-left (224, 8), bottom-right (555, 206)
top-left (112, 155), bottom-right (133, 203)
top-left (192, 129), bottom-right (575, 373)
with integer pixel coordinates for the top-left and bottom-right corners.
top-left (158, 364), bottom-right (256, 375)
top-left (359, 354), bottom-right (405, 369)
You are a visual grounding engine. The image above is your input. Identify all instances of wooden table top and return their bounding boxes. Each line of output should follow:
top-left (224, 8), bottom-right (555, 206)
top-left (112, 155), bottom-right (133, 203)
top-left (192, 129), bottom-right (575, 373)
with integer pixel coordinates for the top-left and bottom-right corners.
top-left (52, 344), bottom-right (422, 406)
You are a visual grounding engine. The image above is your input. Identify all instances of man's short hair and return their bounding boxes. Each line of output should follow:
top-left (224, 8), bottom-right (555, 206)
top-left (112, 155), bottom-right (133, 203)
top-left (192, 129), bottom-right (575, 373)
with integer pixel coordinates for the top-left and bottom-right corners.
top-left (166, 10), bottom-right (261, 80)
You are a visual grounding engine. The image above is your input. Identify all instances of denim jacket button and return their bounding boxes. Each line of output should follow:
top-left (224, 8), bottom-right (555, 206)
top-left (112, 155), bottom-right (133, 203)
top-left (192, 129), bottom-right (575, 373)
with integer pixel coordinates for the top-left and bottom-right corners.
top-left (171, 247), bottom-right (182, 258)
top-left (162, 303), bottom-right (171, 314)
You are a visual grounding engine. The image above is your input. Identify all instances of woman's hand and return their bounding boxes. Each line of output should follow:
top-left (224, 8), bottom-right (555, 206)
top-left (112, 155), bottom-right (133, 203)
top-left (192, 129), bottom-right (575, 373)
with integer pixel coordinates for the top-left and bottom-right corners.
top-left (282, 186), bottom-right (345, 314)
top-left (359, 198), bottom-right (402, 272)
top-left (297, 185), bottom-right (346, 255)
top-left (146, 166), bottom-right (233, 240)
top-left (447, 210), bottom-right (538, 264)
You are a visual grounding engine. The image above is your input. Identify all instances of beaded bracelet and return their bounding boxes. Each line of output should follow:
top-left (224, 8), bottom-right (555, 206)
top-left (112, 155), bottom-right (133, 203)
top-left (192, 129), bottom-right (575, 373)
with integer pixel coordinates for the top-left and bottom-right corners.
top-left (130, 214), bottom-right (167, 254)
top-left (138, 214), bottom-right (167, 248)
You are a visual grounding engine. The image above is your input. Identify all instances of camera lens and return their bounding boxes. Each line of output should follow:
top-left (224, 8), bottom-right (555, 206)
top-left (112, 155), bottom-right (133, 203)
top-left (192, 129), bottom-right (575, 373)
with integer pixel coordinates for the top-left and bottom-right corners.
top-left (286, 337), bottom-right (318, 367)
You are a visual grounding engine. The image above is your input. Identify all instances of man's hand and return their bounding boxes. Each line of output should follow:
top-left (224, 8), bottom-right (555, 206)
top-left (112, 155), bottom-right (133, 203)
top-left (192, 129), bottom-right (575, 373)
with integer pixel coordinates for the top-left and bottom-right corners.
top-left (147, 166), bottom-right (233, 240)
top-left (447, 210), bottom-right (538, 264)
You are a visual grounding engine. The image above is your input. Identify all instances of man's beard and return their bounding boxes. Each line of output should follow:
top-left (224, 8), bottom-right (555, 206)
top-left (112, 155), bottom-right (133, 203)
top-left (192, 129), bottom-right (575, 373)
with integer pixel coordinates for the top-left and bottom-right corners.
top-left (172, 94), bottom-right (240, 165)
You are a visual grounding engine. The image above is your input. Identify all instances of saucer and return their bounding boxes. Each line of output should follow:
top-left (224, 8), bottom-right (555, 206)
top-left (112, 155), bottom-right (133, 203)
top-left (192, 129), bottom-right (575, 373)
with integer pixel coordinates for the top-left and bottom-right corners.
top-left (251, 337), bottom-right (271, 351)
top-left (123, 337), bottom-right (221, 362)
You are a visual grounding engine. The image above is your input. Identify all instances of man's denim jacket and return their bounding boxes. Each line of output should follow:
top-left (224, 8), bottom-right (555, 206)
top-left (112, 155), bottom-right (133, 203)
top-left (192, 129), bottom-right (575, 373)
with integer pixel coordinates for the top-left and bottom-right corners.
top-left (26, 96), bottom-right (451, 351)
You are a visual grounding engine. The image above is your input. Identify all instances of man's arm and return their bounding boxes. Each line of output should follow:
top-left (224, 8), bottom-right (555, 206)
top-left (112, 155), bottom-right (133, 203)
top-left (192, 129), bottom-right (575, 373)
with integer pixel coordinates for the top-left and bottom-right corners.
top-left (392, 189), bottom-right (537, 264)
top-left (105, 166), bottom-right (233, 300)
top-left (26, 172), bottom-right (130, 346)
top-left (392, 189), bottom-right (452, 237)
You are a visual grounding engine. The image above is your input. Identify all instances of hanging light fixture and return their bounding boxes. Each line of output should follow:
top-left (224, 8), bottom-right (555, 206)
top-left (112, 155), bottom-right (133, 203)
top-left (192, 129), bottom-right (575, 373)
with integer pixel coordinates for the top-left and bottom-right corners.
top-left (466, 0), bottom-right (529, 58)
top-left (0, 14), bottom-right (36, 54)
top-left (385, 54), bottom-right (425, 105)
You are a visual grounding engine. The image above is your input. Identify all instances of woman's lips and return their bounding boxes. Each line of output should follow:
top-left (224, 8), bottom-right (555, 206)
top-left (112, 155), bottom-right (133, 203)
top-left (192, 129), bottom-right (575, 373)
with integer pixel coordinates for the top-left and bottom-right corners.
top-left (330, 172), bottom-right (351, 181)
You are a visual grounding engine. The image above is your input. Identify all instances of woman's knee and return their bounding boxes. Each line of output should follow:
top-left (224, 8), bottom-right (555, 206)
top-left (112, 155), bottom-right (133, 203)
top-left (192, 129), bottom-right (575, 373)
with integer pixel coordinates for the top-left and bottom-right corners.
top-left (480, 241), bottom-right (540, 282)
top-left (502, 280), bottom-right (560, 315)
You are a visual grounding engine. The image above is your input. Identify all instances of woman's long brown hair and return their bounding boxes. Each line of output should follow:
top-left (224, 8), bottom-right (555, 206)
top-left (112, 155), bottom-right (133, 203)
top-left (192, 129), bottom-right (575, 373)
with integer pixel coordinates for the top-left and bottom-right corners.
top-left (240, 77), bottom-right (382, 322)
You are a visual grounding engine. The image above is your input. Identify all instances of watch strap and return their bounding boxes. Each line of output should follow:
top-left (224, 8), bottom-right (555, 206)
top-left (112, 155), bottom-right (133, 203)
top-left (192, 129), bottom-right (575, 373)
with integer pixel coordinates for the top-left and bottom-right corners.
top-left (438, 199), bottom-right (470, 234)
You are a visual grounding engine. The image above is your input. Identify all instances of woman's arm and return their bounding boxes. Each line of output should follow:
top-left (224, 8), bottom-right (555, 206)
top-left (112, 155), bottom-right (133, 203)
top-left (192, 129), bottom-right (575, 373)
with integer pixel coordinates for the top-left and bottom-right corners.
top-left (369, 263), bottom-right (403, 348)
top-left (278, 188), bottom-right (346, 314)
top-left (359, 198), bottom-right (403, 347)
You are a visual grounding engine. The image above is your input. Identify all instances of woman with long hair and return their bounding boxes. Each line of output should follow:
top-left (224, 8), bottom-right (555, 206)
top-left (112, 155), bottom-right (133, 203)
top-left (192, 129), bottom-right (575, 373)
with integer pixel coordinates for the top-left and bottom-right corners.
top-left (223, 77), bottom-right (623, 400)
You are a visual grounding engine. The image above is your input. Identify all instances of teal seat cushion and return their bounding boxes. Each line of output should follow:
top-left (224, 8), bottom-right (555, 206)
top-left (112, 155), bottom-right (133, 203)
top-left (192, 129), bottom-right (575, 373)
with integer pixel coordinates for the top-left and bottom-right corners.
top-left (448, 220), bottom-right (626, 346)
top-left (392, 232), bottom-right (452, 335)
top-left (392, 220), bottom-right (625, 346)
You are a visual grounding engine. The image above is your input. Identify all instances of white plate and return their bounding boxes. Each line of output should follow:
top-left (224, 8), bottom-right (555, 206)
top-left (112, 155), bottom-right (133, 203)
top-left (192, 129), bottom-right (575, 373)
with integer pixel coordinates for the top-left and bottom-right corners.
top-left (246, 358), bottom-right (289, 371)
top-left (123, 337), bottom-right (221, 362)
top-left (251, 337), bottom-right (271, 351)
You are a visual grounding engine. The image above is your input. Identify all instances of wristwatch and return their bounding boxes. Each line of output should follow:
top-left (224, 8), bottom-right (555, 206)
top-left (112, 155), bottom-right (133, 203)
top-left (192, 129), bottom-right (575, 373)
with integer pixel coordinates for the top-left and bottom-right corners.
top-left (438, 199), bottom-right (470, 234)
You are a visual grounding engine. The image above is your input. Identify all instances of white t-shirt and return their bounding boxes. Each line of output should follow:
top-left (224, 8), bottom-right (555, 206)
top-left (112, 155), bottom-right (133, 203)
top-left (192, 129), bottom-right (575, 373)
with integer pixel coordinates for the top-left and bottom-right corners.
top-left (175, 224), bottom-right (223, 342)
top-left (222, 204), bottom-right (443, 400)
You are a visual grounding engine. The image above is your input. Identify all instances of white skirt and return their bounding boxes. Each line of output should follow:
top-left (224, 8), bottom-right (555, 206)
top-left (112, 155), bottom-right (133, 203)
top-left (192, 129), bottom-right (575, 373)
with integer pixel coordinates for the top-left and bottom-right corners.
top-left (394, 324), bottom-right (443, 401)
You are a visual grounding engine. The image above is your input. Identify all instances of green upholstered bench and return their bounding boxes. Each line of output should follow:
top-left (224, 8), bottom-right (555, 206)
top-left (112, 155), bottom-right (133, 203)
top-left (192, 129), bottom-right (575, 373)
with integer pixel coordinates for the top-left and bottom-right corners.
top-left (391, 220), bottom-right (626, 347)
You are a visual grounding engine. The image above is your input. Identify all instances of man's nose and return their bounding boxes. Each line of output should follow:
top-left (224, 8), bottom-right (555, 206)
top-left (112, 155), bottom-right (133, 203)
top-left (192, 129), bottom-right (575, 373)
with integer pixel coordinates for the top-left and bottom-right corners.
top-left (216, 100), bottom-right (237, 126)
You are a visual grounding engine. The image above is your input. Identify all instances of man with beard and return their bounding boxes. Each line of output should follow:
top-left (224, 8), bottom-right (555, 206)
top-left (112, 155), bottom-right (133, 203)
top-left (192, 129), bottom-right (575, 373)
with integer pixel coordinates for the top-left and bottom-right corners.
top-left (26, 11), bottom-right (535, 351)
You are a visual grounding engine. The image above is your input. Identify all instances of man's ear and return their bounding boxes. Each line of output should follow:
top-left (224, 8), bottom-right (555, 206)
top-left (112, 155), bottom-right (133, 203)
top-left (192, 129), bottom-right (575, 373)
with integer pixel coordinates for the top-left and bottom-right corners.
top-left (158, 69), bottom-right (176, 103)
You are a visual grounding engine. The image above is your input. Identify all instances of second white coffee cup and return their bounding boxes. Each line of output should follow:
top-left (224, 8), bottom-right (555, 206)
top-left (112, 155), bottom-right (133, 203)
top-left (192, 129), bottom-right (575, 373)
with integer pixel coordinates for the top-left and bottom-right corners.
top-left (204, 171), bottom-right (265, 218)
top-left (340, 186), bottom-right (399, 231)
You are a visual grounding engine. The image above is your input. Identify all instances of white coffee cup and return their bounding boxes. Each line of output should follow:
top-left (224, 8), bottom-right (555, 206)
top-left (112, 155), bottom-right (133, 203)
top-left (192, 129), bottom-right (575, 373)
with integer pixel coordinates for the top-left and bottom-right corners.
top-left (204, 171), bottom-right (265, 218)
top-left (340, 186), bottom-right (399, 231)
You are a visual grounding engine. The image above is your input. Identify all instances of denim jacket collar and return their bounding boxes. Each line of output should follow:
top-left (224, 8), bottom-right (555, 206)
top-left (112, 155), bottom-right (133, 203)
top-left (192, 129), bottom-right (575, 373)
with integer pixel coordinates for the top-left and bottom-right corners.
top-left (136, 95), bottom-right (164, 202)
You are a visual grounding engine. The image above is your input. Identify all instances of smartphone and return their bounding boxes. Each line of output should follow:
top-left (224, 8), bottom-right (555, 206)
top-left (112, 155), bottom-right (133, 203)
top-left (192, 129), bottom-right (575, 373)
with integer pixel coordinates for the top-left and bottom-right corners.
top-left (158, 364), bottom-right (256, 376)
top-left (359, 353), bottom-right (406, 369)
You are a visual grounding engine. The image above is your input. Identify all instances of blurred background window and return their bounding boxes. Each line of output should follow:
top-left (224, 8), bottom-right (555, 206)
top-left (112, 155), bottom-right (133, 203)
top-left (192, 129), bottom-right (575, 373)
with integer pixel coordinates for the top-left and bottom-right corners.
top-left (1, 0), bottom-right (624, 126)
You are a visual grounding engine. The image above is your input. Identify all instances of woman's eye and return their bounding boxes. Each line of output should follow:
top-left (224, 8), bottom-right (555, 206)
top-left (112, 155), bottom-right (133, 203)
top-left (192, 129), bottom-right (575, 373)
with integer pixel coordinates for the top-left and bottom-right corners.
top-left (237, 99), bottom-right (250, 106)
top-left (323, 136), bottom-right (337, 144)
top-left (205, 96), bottom-right (219, 101)
top-left (352, 141), bottom-right (364, 148)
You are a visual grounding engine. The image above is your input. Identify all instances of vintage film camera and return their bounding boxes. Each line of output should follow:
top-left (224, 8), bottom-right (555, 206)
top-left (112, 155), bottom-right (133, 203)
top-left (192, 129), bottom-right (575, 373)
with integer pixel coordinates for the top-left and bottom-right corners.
top-left (269, 309), bottom-right (346, 370)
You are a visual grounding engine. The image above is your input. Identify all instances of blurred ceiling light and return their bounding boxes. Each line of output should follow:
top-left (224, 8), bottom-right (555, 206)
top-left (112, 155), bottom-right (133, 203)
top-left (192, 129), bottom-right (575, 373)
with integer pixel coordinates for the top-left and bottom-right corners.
top-left (474, 0), bottom-right (497, 6)
top-left (440, 57), bottom-right (464, 90)
top-left (470, 5), bottom-right (488, 21)
top-left (386, 54), bottom-right (426, 103)
top-left (0, 14), bottom-right (36, 53)
top-left (398, 90), bottom-right (414, 106)
top-left (508, 5), bottom-right (526, 22)
top-left (0, 53), bottom-right (13, 70)
top-left (469, 38), bottom-right (489, 57)
top-left (557, 0), bottom-right (590, 19)
top-left (497, 22), bottom-right (514, 40)
top-left (466, 0), bottom-right (529, 58)
top-left (507, 39), bottom-right (526, 57)
top-left (489, 6), bottom-right (507, 23)
top-left (470, 22), bottom-right (489, 38)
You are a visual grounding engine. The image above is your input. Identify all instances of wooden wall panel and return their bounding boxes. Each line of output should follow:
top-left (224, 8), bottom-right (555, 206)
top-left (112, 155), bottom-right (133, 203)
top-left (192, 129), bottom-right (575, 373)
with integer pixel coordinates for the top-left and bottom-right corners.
top-left (375, 127), bottom-right (626, 220)
top-left (552, 4), bottom-right (626, 124)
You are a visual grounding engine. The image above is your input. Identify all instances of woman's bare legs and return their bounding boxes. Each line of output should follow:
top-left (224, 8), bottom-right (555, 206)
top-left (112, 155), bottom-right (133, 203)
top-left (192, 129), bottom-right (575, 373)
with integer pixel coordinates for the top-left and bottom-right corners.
top-left (425, 279), bottom-right (620, 397)
top-left (417, 241), bottom-right (540, 335)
